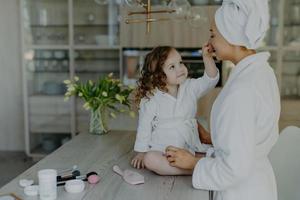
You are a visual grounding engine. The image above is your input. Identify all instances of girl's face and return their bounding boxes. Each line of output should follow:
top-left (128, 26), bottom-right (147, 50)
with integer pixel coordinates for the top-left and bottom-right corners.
top-left (209, 19), bottom-right (234, 61)
top-left (162, 49), bottom-right (188, 86)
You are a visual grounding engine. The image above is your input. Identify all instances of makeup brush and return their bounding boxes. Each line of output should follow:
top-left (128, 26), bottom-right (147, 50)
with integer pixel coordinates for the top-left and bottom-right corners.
top-left (57, 171), bottom-right (100, 186)
top-left (57, 170), bottom-right (81, 182)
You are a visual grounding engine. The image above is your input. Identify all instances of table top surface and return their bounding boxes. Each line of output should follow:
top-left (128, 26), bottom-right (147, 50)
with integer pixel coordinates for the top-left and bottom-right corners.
top-left (0, 131), bottom-right (208, 200)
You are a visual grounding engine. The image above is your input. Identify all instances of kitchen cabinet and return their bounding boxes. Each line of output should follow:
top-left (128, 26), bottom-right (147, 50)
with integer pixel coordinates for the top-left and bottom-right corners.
top-left (21, 0), bottom-right (121, 158)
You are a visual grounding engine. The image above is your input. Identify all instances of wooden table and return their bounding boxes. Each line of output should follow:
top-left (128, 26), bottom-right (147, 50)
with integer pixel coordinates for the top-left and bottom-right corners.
top-left (0, 131), bottom-right (209, 200)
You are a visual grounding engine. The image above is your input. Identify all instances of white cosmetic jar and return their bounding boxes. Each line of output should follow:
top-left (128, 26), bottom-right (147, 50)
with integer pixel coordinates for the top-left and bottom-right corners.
top-left (65, 180), bottom-right (85, 193)
top-left (38, 169), bottom-right (57, 200)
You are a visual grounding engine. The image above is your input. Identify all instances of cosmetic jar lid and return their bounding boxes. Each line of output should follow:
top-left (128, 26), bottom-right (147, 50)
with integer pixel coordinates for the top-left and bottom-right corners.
top-left (19, 179), bottom-right (34, 187)
top-left (38, 169), bottom-right (57, 178)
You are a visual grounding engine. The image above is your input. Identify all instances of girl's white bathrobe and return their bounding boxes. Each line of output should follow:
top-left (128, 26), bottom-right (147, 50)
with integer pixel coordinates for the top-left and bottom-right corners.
top-left (134, 71), bottom-right (219, 154)
top-left (192, 52), bottom-right (280, 200)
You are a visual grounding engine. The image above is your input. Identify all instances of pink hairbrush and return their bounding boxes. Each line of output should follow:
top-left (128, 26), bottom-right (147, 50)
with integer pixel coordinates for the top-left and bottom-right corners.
top-left (113, 165), bottom-right (144, 185)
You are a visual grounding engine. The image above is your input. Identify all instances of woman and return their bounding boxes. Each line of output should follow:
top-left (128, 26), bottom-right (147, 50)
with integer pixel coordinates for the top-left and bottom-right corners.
top-left (165, 0), bottom-right (280, 200)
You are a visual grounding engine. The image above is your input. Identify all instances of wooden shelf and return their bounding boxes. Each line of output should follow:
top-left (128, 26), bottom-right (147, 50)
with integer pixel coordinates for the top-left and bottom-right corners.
top-left (30, 24), bottom-right (68, 27)
top-left (284, 24), bottom-right (300, 27)
top-left (258, 46), bottom-right (279, 51)
top-left (283, 46), bottom-right (300, 51)
top-left (74, 24), bottom-right (118, 27)
top-left (29, 94), bottom-right (66, 99)
top-left (32, 58), bottom-right (69, 61)
top-left (28, 45), bottom-right (70, 50)
top-left (30, 124), bottom-right (71, 134)
top-left (281, 97), bottom-right (300, 102)
top-left (190, 4), bottom-right (221, 8)
top-left (73, 45), bottom-right (120, 50)
top-left (30, 70), bottom-right (69, 73)
top-left (29, 94), bottom-right (65, 98)
top-left (75, 58), bottom-right (118, 61)
top-left (75, 70), bottom-right (119, 73)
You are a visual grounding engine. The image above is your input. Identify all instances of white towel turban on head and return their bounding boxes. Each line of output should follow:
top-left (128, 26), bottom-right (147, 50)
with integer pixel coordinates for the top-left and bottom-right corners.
top-left (215, 0), bottom-right (270, 49)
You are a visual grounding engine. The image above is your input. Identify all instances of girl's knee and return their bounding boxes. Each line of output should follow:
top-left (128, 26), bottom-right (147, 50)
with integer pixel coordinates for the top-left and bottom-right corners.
top-left (143, 152), bottom-right (155, 168)
top-left (144, 151), bottom-right (163, 169)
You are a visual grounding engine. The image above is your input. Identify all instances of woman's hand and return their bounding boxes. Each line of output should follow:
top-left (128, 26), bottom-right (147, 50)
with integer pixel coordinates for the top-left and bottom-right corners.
top-left (197, 122), bottom-right (212, 145)
top-left (131, 152), bottom-right (146, 169)
top-left (165, 146), bottom-right (202, 170)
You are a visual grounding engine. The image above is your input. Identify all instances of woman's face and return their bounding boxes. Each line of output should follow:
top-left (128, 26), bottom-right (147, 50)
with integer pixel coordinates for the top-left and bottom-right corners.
top-left (163, 49), bottom-right (188, 86)
top-left (209, 19), bottom-right (234, 61)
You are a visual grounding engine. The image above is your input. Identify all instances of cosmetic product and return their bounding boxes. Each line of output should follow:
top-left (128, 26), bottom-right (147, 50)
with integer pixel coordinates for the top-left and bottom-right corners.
top-left (57, 172), bottom-right (98, 186)
top-left (24, 185), bottom-right (39, 196)
top-left (38, 169), bottom-right (57, 200)
top-left (88, 174), bottom-right (100, 184)
top-left (64, 180), bottom-right (85, 193)
top-left (57, 170), bottom-right (80, 182)
top-left (19, 179), bottom-right (34, 187)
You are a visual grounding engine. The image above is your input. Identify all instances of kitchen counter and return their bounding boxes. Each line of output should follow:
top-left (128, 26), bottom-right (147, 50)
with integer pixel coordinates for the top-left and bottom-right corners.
top-left (0, 131), bottom-right (209, 200)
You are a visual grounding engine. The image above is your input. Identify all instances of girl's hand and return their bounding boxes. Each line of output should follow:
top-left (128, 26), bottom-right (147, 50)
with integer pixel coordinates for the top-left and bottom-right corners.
top-left (202, 42), bottom-right (214, 59)
top-left (165, 146), bottom-right (202, 170)
top-left (202, 42), bottom-right (218, 78)
top-left (131, 152), bottom-right (146, 169)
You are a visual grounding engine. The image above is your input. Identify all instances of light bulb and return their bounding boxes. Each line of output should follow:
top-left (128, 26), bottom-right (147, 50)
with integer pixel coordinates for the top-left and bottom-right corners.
top-left (188, 9), bottom-right (208, 28)
top-left (168, 0), bottom-right (191, 18)
top-left (123, 0), bottom-right (145, 7)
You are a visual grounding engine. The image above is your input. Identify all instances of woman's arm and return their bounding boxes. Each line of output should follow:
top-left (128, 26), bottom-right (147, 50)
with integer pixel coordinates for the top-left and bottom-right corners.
top-left (197, 122), bottom-right (212, 145)
top-left (165, 146), bottom-right (204, 170)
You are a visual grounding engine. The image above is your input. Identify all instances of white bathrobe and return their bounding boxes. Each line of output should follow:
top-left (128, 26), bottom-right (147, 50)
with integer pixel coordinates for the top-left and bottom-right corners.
top-left (192, 52), bottom-right (280, 200)
top-left (134, 71), bottom-right (219, 154)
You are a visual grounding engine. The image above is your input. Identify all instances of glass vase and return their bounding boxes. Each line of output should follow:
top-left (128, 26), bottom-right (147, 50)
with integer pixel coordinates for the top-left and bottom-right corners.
top-left (89, 107), bottom-right (109, 135)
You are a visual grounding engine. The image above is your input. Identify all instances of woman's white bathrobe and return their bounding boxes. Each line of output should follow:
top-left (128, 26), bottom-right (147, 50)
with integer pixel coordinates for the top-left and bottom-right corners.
top-left (134, 71), bottom-right (219, 154)
top-left (192, 52), bottom-right (280, 200)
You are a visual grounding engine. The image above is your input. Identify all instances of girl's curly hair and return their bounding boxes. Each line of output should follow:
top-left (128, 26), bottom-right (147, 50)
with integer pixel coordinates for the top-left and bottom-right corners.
top-left (135, 46), bottom-right (174, 106)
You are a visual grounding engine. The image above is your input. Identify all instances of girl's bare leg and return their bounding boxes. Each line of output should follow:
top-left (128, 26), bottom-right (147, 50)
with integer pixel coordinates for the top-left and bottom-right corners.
top-left (143, 151), bottom-right (193, 175)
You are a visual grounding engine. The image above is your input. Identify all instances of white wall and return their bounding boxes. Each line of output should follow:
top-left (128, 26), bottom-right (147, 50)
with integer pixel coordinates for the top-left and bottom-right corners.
top-left (0, 0), bottom-right (24, 151)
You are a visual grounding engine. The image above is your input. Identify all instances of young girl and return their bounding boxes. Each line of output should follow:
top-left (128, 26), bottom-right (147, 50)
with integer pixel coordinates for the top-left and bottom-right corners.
top-left (131, 44), bottom-right (219, 175)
